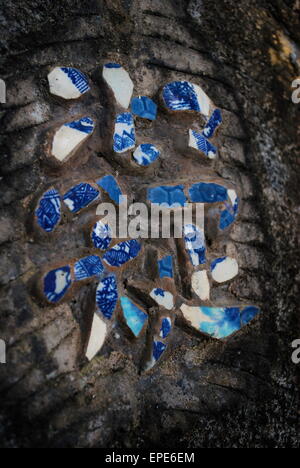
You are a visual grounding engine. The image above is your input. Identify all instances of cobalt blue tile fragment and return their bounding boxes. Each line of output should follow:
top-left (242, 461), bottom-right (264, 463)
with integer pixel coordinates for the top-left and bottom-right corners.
top-left (36, 189), bottom-right (61, 233)
top-left (160, 318), bottom-right (172, 339)
top-left (96, 275), bottom-right (118, 320)
top-left (96, 175), bottom-right (123, 204)
top-left (74, 255), bottom-right (104, 281)
top-left (189, 130), bottom-right (217, 159)
top-left (158, 256), bottom-right (173, 279)
top-left (63, 183), bottom-right (100, 213)
top-left (153, 341), bottom-right (167, 361)
top-left (44, 266), bottom-right (72, 303)
top-left (148, 185), bottom-right (187, 207)
top-left (113, 113), bottom-right (135, 153)
top-left (220, 208), bottom-right (236, 230)
top-left (64, 117), bottom-right (94, 134)
top-left (92, 221), bottom-right (113, 251)
top-left (103, 240), bottom-right (141, 268)
top-left (203, 109), bottom-right (223, 139)
top-left (189, 182), bottom-right (228, 203)
top-left (120, 296), bottom-right (148, 337)
top-left (131, 96), bottom-right (157, 120)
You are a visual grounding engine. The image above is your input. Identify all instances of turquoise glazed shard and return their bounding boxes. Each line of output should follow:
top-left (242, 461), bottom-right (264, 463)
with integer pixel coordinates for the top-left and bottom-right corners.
top-left (189, 182), bottom-right (228, 203)
top-left (96, 175), bottom-right (123, 204)
top-left (96, 275), bottom-right (118, 320)
top-left (74, 255), bottom-right (104, 281)
top-left (120, 297), bottom-right (148, 337)
top-left (148, 185), bottom-right (187, 207)
top-left (131, 96), bottom-right (157, 120)
top-left (36, 189), bottom-right (61, 233)
top-left (44, 266), bottom-right (72, 303)
top-left (163, 81), bottom-right (211, 117)
top-left (158, 256), bottom-right (173, 279)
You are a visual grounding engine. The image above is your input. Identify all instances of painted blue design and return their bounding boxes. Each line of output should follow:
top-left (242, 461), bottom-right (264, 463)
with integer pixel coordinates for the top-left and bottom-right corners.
top-left (241, 306), bottom-right (260, 326)
top-left (103, 240), bottom-right (141, 268)
top-left (203, 109), bottom-right (223, 139)
top-left (160, 318), bottom-right (172, 339)
top-left (36, 189), bottom-right (61, 233)
top-left (92, 221), bottom-right (112, 251)
top-left (104, 63), bottom-right (122, 69)
top-left (96, 275), bottom-right (118, 320)
top-left (154, 288), bottom-right (165, 297)
top-left (131, 96), bottom-right (157, 120)
top-left (220, 209), bottom-right (235, 230)
top-left (120, 296), bottom-right (148, 337)
top-left (64, 117), bottom-right (94, 134)
top-left (61, 67), bottom-right (90, 94)
top-left (163, 81), bottom-right (200, 112)
top-left (44, 266), bottom-right (72, 303)
top-left (96, 175), bottom-right (123, 205)
top-left (211, 257), bottom-right (227, 272)
top-left (63, 183), bottom-right (100, 213)
top-left (158, 256), bottom-right (173, 279)
top-left (190, 130), bottom-right (217, 158)
top-left (133, 144), bottom-right (160, 167)
top-left (199, 307), bottom-right (241, 339)
top-left (189, 183), bottom-right (228, 203)
top-left (153, 341), bottom-right (167, 361)
top-left (148, 185), bottom-right (187, 207)
top-left (74, 256), bottom-right (104, 281)
top-left (113, 113), bottom-right (136, 153)
top-left (184, 224), bottom-right (206, 266)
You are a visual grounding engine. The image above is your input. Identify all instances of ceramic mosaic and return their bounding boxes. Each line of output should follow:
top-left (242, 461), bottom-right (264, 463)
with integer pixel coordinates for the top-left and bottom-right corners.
top-left (44, 266), bottom-right (72, 303)
top-left (150, 288), bottom-right (174, 311)
top-left (148, 185), bottom-right (187, 207)
top-left (96, 175), bottom-right (123, 205)
top-left (160, 318), bottom-right (172, 339)
top-left (192, 270), bottom-right (210, 301)
top-left (74, 255), bottom-right (104, 281)
top-left (181, 305), bottom-right (261, 339)
top-left (189, 130), bottom-right (217, 159)
top-left (133, 144), bottom-right (160, 167)
top-left (131, 96), bottom-right (157, 120)
top-left (103, 63), bottom-right (134, 109)
top-left (113, 113), bottom-right (136, 153)
top-left (92, 221), bottom-right (113, 251)
top-left (96, 275), bottom-right (118, 320)
top-left (36, 189), bottom-right (61, 233)
top-left (163, 81), bottom-right (210, 117)
top-left (158, 256), bottom-right (174, 279)
top-left (189, 182), bottom-right (228, 204)
top-left (52, 117), bottom-right (95, 162)
top-left (211, 257), bottom-right (239, 283)
top-left (120, 297), bottom-right (148, 337)
top-left (203, 109), bottom-right (223, 139)
top-left (153, 341), bottom-right (167, 361)
top-left (103, 240), bottom-right (141, 268)
top-left (63, 183), bottom-right (100, 213)
top-left (219, 190), bottom-right (240, 230)
top-left (48, 67), bottom-right (90, 100)
top-left (86, 313), bottom-right (107, 361)
top-left (184, 224), bottom-right (206, 266)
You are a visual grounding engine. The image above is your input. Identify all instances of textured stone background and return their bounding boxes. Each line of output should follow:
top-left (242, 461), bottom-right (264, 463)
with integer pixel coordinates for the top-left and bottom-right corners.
top-left (0, 0), bottom-right (299, 448)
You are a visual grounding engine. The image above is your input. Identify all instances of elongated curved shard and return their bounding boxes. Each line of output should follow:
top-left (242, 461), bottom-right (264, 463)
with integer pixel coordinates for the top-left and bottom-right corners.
top-left (120, 297), bottom-right (148, 337)
top-left (86, 314), bottom-right (107, 361)
top-left (96, 275), bottom-right (118, 320)
top-left (52, 117), bottom-right (95, 162)
top-left (103, 63), bottom-right (134, 109)
top-left (36, 189), bottom-right (61, 233)
top-left (103, 240), bottom-right (141, 268)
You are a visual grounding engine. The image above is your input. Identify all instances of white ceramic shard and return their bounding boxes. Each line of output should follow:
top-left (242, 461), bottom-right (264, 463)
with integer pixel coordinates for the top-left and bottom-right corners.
top-left (150, 289), bottom-right (174, 311)
top-left (48, 67), bottom-right (90, 100)
top-left (192, 271), bottom-right (210, 301)
top-left (228, 189), bottom-right (238, 207)
top-left (211, 257), bottom-right (239, 283)
top-left (86, 313), bottom-right (107, 361)
top-left (180, 304), bottom-right (205, 330)
top-left (103, 63), bottom-right (134, 109)
top-left (52, 117), bottom-right (95, 162)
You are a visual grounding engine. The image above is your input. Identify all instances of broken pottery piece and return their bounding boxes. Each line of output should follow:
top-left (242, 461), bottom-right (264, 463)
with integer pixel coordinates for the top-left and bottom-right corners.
top-left (158, 256), bottom-right (174, 279)
top-left (163, 81), bottom-right (211, 117)
top-left (131, 96), bottom-right (157, 120)
top-left (113, 113), bottom-right (136, 153)
top-left (86, 313), bottom-right (107, 361)
top-left (211, 257), bottom-right (239, 283)
top-left (48, 67), bottom-right (90, 100)
top-left (74, 255), bottom-right (104, 281)
top-left (150, 288), bottom-right (174, 311)
top-left (43, 266), bottom-right (72, 303)
top-left (103, 240), bottom-right (141, 268)
top-left (63, 183), bottom-right (100, 213)
top-left (120, 297), bottom-right (148, 337)
top-left (52, 117), bottom-right (95, 163)
top-left (96, 175), bottom-right (124, 205)
top-left (189, 130), bottom-right (217, 159)
top-left (191, 270), bottom-right (210, 301)
top-left (96, 275), bottom-right (118, 320)
top-left (92, 221), bottom-right (113, 251)
top-left (133, 144), bottom-right (160, 167)
top-left (203, 109), bottom-right (223, 139)
top-left (35, 188), bottom-right (61, 233)
top-left (189, 182), bottom-right (228, 203)
top-left (184, 224), bottom-right (206, 266)
top-left (160, 318), bottom-right (172, 339)
top-left (103, 63), bottom-right (134, 109)
top-left (148, 185), bottom-right (187, 207)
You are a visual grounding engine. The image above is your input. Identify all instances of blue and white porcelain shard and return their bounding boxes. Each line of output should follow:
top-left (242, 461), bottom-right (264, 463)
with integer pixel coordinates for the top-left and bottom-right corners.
top-left (163, 81), bottom-right (211, 117)
top-left (48, 67), bottom-right (90, 100)
top-left (52, 117), bottom-right (95, 162)
top-left (36, 189), bottom-right (61, 233)
top-left (158, 256), bottom-right (173, 279)
top-left (148, 185), bottom-right (187, 207)
top-left (63, 183), bottom-right (100, 213)
top-left (202, 109), bottom-right (223, 139)
top-left (153, 341), bottom-right (167, 361)
top-left (184, 224), bottom-right (206, 266)
top-left (131, 96), bottom-right (157, 120)
top-left (189, 182), bottom-right (228, 203)
top-left (211, 257), bottom-right (239, 283)
top-left (96, 275), bottom-right (118, 320)
top-left (74, 255), bottom-right (104, 281)
top-left (120, 296), bottom-right (148, 337)
top-left (220, 189), bottom-right (239, 230)
top-left (92, 221), bottom-right (113, 251)
top-left (133, 144), bottom-right (160, 167)
top-left (160, 318), bottom-right (172, 339)
top-left (103, 63), bottom-right (134, 109)
top-left (189, 130), bottom-right (217, 159)
top-left (44, 266), bottom-right (72, 303)
top-left (113, 113), bottom-right (136, 153)
top-left (96, 175), bottom-right (123, 204)
top-left (180, 305), bottom-right (261, 339)
top-left (150, 289), bottom-right (174, 311)
top-left (86, 313), bottom-right (107, 361)
top-left (103, 240), bottom-right (141, 268)
top-left (192, 270), bottom-right (210, 301)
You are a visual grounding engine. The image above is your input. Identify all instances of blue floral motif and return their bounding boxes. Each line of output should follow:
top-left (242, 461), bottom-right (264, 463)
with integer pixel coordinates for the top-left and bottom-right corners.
top-left (120, 296), bottom-right (148, 337)
top-left (190, 130), bottom-right (217, 158)
top-left (74, 256), bottom-right (104, 281)
top-left (96, 175), bottom-right (123, 204)
top-left (184, 224), bottom-right (206, 266)
top-left (36, 189), bottom-right (61, 233)
top-left (64, 117), bottom-right (95, 134)
top-left (148, 185), bottom-right (187, 207)
top-left (153, 341), bottom-right (167, 361)
top-left (133, 144), bottom-right (160, 167)
top-left (96, 275), bottom-right (118, 320)
top-left (113, 113), bottom-right (136, 153)
top-left (131, 96), bottom-right (157, 120)
top-left (92, 221), bottom-right (112, 250)
top-left (189, 182), bottom-right (228, 203)
top-left (158, 256), bottom-right (173, 279)
top-left (163, 81), bottom-right (200, 112)
top-left (203, 109), bottom-right (223, 139)
top-left (44, 266), bottom-right (72, 303)
top-left (61, 67), bottom-right (90, 94)
top-left (63, 183), bottom-right (100, 213)
top-left (160, 318), bottom-right (172, 339)
top-left (103, 240), bottom-right (141, 268)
